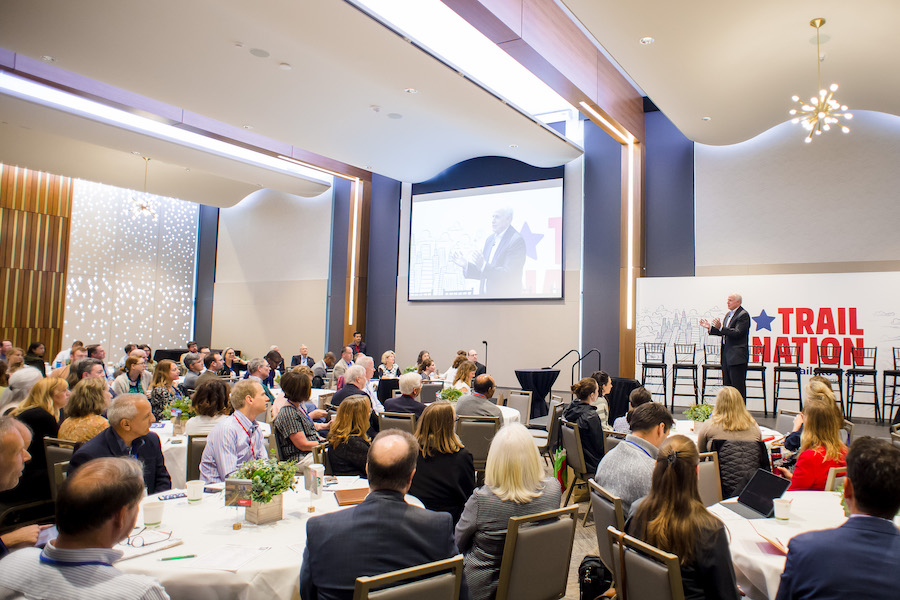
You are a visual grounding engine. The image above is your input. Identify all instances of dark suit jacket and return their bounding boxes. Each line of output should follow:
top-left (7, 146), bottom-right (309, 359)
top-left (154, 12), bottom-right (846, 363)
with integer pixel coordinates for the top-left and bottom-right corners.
top-left (193, 369), bottom-right (223, 392)
top-left (473, 361), bottom-right (487, 378)
top-left (709, 306), bottom-right (750, 366)
top-left (383, 394), bottom-right (425, 418)
top-left (291, 354), bottom-right (316, 368)
top-left (331, 383), bottom-right (365, 407)
top-left (68, 428), bottom-right (171, 494)
top-left (464, 227), bottom-right (526, 297)
top-left (776, 516), bottom-right (900, 600)
top-left (300, 489), bottom-right (466, 600)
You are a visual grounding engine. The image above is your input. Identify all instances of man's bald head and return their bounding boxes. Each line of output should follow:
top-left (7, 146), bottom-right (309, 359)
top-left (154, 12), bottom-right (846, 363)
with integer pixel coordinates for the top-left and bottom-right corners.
top-left (57, 457), bottom-right (145, 537)
top-left (366, 430), bottom-right (419, 493)
top-left (472, 374), bottom-right (495, 397)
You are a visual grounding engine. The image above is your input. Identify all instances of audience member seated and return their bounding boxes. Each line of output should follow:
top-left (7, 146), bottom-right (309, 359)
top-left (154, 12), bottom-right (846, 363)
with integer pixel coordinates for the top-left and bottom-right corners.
top-left (218, 347), bottom-right (246, 378)
top-left (193, 352), bottom-right (224, 391)
top-left (383, 372), bottom-right (426, 417)
top-left (0, 367), bottom-right (43, 414)
top-left (775, 437), bottom-right (900, 600)
top-left (455, 374), bottom-right (502, 419)
top-left (455, 423), bottom-right (560, 600)
top-left (354, 354), bottom-right (384, 414)
top-left (51, 341), bottom-right (82, 369)
top-left (59, 378), bottom-right (110, 443)
top-left (23, 342), bottom-right (46, 376)
top-left (69, 394), bottom-right (171, 494)
top-left (49, 345), bottom-right (86, 380)
top-left (563, 377), bottom-right (606, 473)
top-left (590, 370), bottom-right (614, 430)
top-left (779, 397), bottom-right (848, 491)
top-left (118, 343), bottom-right (137, 369)
top-left (0, 340), bottom-right (10, 363)
top-left (200, 380), bottom-right (268, 483)
top-left (0, 457), bottom-right (170, 599)
top-left (0, 378), bottom-right (69, 505)
top-left (467, 349), bottom-right (486, 378)
top-left (595, 401), bottom-right (674, 514)
top-left (415, 350), bottom-right (431, 372)
top-left (147, 359), bottom-right (184, 422)
top-left (349, 331), bottom-right (367, 356)
top-left (264, 347), bottom-right (284, 386)
top-left (417, 358), bottom-right (438, 381)
top-left (245, 358), bottom-right (275, 403)
top-left (86, 344), bottom-right (116, 381)
top-left (409, 401), bottom-right (475, 524)
top-left (612, 386), bottom-right (652, 434)
top-left (627, 435), bottom-right (740, 599)
top-left (5, 347), bottom-right (26, 375)
top-left (0, 362), bottom-right (7, 399)
top-left (330, 365), bottom-right (368, 407)
top-left (0, 416), bottom-right (49, 558)
top-left (139, 345), bottom-right (155, 373)
top-left (184, 379), bottom-right (231, 435)
top-left (273, 372), bottom-right (321, 470)
top-left (696, 386), bottom-right (762, 452)
top-left (452, 360), bottom-right (477, 395)
top-left (442, 353), bottom-right (467, 384)
top-left (282, 369), bottom-right (328, 427)
top-left (181, 352), bottom-right (204, 392)
top-left (332, 346), bottom-right (354, 386)
top-left (311, 352), bottom-right (336, 388)
top-left (65, 357), bottom-right (106, 391)
top-left (300, 430), bottom-right (465, 600)
top-left (112, 356), bottom-right (152, 397)
top-left (784, 376), bottom-right (836, 452)
top-left (290, 344), bottom-right (316, 368)
top-left (327, 395), bottom-right (371, 477)
top-left (376, 350), bottom-right (399, 379)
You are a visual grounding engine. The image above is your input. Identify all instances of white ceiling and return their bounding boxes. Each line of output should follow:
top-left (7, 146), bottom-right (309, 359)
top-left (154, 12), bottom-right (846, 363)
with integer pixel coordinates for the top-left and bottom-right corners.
top-left (0, 0), bottom-right (582, 199)
top-left (562, 0), bottom-right (900, 145)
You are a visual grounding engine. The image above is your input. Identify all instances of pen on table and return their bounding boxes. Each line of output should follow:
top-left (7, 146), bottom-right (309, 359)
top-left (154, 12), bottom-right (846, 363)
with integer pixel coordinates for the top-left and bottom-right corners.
top-left (160, 554), bottom-right (196, 561)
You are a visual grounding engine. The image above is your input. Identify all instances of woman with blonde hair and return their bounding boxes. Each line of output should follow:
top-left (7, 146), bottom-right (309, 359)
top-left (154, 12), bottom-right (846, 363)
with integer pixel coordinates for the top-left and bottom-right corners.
top-left (327, 395), bottom-right (371, 476)
top-left (627, 435), bottom-right (740, 599)
top-left (455, 423), bottom-right (561, 600)
top-left (58, 377), bottom-right (110, 443)
top-left (442, 353), bottom-right (467, 383)
top-left (696, 386), bottom-right (762, 451)
top-left (147, 359), bottom-right (184, 421)
top-left (785, 376), bottom-right (839, 452)
top-left (5, 347), bottom-right (26, 375)
top-left (778, 397), bottom-right (848, 491)
top-left (452, 360), bottom-right (477, 394)
top-left (376, 350), bottom-right (399, 379)
top-left (409, 401), bottom-right (475, 524)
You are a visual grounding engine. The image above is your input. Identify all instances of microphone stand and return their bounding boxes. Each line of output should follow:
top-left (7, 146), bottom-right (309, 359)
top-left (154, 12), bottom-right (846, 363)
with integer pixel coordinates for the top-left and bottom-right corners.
top-left (482, 340), bottom-right (488, 370)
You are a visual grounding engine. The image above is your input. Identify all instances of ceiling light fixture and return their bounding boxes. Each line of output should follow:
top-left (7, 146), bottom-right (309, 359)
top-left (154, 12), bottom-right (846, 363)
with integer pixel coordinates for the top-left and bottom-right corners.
top-left (639, 37), bottom-right (654, 45)
top-left (789, 18), bottom-right (851, 143)
top-left (130, 157), bottom-right (158, 221)
top-left (403, 88), bottom-right (418, 94)
top-left (701, 116), bottom-right (711, 121)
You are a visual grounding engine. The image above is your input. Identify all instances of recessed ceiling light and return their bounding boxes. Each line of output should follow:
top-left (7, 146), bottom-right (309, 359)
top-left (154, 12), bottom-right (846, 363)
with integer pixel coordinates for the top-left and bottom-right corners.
top-left (362, 165), bottom-right (371, 170)
top-left (242, 124), bottom-right (253, 130)
top-left (233, 42), bottom-right (244, 48)
top-left (404, 88), bottom-right (418, 94)
top-left (278, 63), bottom-right (292, 71)
top-left (701, 116), bottom-right (712, 121)
top-left (249, 48), bottom-right (270, 58)
top-left (387, 113), bottom-right (403, 119)
top-left (509, 144), bottom-right (519, 149)
top-left (639, 37), bottom-right (655, 45)
top-left (131, 151), bottom-right (142, 156)
top-left (185, 168), bottom-right (190, 172)
top-left (41, 55), bottom-right (56, 63)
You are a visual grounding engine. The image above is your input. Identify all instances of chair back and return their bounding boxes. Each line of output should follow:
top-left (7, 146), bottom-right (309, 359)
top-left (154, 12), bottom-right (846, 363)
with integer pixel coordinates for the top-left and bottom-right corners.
top-left (849, 346), bottom-right (877, 370)
top-left (273, 425), bottom-right (287, 461)
top-left (420, 382), bottom-right (444, 403)
top-left (353, 556), bottom-right (463, 600)
top-left (588, 480), bottom-right (625, 572)
top-left (775, 345), bottom-right (799, 366)
top-left (494, 506), bottom-right (578, 600)
top-left (53, 461), bottom-right (69, 499)
top-left (824, 466), bottom-right (848, 492)
top-left (43, 437), bottom-right (77, 501)
top-left (774, 410), bottom-right (800, 435)
top-left (559, 419), bottom-right (587, 477)
top-left (673, 344), bottom-right (695, 365)
top-left (312, 442), bottom-right (333, 476)
top-left (841, 419), bottom-right (854, 445)
top-left (505, 390), bottom-right (533, 425)
top-left (710, 439), bottom-right (769, 499)
top-left (456, 416), bottom-right (500, 471)
top-left (817, 344), bottom-right (842, 368)
top-left (316, 391), bottom-right (334, 410)
top-left (607, 526), bottom-right (685, 600)
top-left (892, 431), bottom-right (900, 450)
top-left (703, 344), bottom-right (721, 366)
top-left (545, 402), bottom-right (565, 454)
top-left (748, 344), bottom-right (766, 368)
top-left (603, 430), bottom-right (626, 454)
top-left (186, 434), bottom-right (208, 482)
top-left (378, 412), bottom-right (417, 435)
top-left (642, 343), bottom-right (666, 365)
top-left (697, 452), bottom-right (723, 506)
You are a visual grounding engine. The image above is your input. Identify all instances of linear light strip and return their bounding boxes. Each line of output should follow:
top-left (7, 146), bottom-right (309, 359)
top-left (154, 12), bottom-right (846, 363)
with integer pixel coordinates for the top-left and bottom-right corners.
top-left (626, 139), bottom-right (635, 330)
top-left (348, 179), bottom-right (362, 327)
top-left (579, 101), bottom-right (630, 144)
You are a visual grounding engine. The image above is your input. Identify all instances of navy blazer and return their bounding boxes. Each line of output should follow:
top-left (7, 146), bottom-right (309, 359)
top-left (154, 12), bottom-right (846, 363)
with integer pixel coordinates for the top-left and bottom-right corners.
top-left (776, 516), bottom-right (900, 600)
top-left (383, 394), bottom-right (425, 418)
top-left (291, 354), bottom-right (316, 368)
top-left (68, 428), bottom-right (171, 494)
top-left (300, 489), bottom-right (466, 600)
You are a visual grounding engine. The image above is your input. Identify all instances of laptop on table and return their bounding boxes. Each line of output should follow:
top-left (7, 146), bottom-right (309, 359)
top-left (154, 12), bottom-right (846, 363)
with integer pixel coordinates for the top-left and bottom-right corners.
top-left (721, 468), bottom-right (791, 519)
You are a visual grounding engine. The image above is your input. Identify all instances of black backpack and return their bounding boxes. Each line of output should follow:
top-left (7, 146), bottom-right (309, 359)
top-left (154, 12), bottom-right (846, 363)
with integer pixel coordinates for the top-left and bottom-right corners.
top-left (579, 555), bottom-right (613, 600)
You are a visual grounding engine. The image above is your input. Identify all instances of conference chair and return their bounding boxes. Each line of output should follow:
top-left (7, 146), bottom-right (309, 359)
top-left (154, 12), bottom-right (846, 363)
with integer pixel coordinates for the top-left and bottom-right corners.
top-left (670, 344), bottom-right (698, 410)
top-left (52, 461), bottom-right (69, 500)
top-left (700, 344), bottom-right (723, 403)
top-left (312, 442), bottom-right (333, 476)
top-left (43, 437), bottom-right (78, 502)
top-left (882, 348), bottom-right (900, 424)
top-left (841, 419), bottom-right (854, 446)
top-left (773, 345), bottom-right (803, 414)
top-left (529, 394), bottom-right (562, 429)
top-left (607, 526), bottom-right (685, 600)
top-left (494, 506), bottom-right (578, 600)
top-left (420, 381), bottom-right (444, 404)
top-left (824, 466), bottom-right (847, 492)
top-left (378, 412), bottom-right (417, 435)
top-left (711, 439), bottom-right (769, 499)
top-left (813, 343), bottom-right (845, 415)
top-left (316, 391), bottom-right (334, 410)
top-left (273, 427), bottom-right (287, 461)
top-left (846, 346), bottom-right (880, 421)
top-left (392, 389), bottom-right (403, 398)
top-left (603, 430), bottom-right (626, 454)
top-left (745, 344), bottom-right (768, 415)
top-left (534, 400), bottom-right (564, 464)
top-left (640, 343), bottom-right (667, 405)
top-left (697, 452), bottom-right (723, 506)
top-left (504, 389), bottom-right (534, 426)
top-left (589, 479), bottom-right (626, 575)
top-left (774, 409), bottom-right (801, 435)
top-left (559, 419), bottom-right (591, 524)
top-left (353, 556), bottom-right (464, 600)
top-left (186, 434), bottom-right (208, 482)
top-left (456, 415), bottom-right (501, 473)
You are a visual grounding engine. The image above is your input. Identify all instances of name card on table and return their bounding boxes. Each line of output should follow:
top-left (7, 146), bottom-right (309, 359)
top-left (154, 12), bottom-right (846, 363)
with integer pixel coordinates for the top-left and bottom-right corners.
top-left (224, 478), bottom-right (252, 507)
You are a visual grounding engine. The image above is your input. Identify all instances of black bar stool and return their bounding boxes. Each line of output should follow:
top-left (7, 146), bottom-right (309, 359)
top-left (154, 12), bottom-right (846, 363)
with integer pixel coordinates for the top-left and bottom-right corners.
top-left (883, 348), bottom-right (900, 424)
top-left (745, 344), bottom-right (768, 415)
top-left (846, 346), bottom-right (880, 422)
top-left (812, 343), bottom-right (845, 416)
top-left (701, 344), bottom-right (723, 402)
top-left (773, 345), bottom-right (803, 413)
top-left (670, 344), bottom-right (698, 410)
top-left (640, 343), bottom-right (667, 406)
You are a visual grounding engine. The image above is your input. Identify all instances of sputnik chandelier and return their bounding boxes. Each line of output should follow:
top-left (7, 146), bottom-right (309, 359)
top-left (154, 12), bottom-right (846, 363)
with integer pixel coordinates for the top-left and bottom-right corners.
top-left (789, 18), bottom-right (852, 143)
top-left (131, 156), bottom-right (159, 221)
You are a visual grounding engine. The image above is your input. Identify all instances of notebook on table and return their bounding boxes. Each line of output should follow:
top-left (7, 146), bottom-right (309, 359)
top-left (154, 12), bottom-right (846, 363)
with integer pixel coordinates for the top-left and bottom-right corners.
top-left (721, 468), bottom-right (791, 519)
top-left (334, 488), bottom-right (369, 506)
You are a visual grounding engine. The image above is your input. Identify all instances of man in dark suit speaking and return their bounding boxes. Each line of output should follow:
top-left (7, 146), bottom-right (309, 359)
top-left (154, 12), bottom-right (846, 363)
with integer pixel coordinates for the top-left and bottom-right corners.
top-left (452, 207), bottom-right (525, 298)
top-left (700, 292), bottom-right (750, 399)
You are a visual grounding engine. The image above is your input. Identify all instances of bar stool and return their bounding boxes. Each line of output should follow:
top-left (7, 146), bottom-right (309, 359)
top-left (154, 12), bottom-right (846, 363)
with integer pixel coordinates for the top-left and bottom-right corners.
top-left (812, 343), bottom-right (845, 416)
top-left (773, 345), bottom-right (802, 413)
top-left (700, 344), bottom-right (723, 402)
top-left (745, 344), bottom-right (768, 416)
top-left (640, 343), bottom-right (667, 405)
top-left (846, 346), bottom-right (880, 422)
top-left (882, 348), bottom-right (900, 424)
top-left (670, 344), bottom-right (698, 410)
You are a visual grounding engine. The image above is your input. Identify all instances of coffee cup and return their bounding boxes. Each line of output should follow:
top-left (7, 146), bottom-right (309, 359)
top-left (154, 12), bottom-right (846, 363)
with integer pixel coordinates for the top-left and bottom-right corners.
top-left (773, 498), bottom-right (791, 520)
top-left (186, 480), bottom-right (204, 503)
top-left (143, 501), bottom-right (165, 528)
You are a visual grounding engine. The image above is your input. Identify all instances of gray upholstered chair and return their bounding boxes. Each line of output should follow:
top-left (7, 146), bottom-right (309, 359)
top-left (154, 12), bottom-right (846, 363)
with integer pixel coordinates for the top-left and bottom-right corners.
top-left (589, 479), bottom-right (625, 574)
top-left (353, 556), bottom-right (463, 600)
top-left (607, 526), bottom-right (685, 600)
top-left (456, 415), bottom-right (501, 472)
top-left (186, 434), bottom-right (208, 482)
top-left (697, 451), bottom-right (723, 506)
top-left (378, 412), bottom-right (417, 435)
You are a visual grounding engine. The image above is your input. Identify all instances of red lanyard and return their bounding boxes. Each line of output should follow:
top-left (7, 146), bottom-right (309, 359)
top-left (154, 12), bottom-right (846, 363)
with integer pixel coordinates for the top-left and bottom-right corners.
top-left (233, 415), bottom-right (256, 456)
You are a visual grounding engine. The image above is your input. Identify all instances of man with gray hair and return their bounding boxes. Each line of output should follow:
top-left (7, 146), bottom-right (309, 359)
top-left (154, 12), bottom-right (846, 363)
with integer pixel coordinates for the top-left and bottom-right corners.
top-left (181, 352), bottom-right (204, 391)
top-left (245, 357), bottom-right (275, 402)
top-left (0, 457), bottom-right (170, 599)
top-left (383, 372), bottom-right (425, 417)
top-left (330, 365), bottom-right (368, 408)
top-left (200, 379), bottom-right (268, 483)
top-left (700, 292), bottom-right (750, 400)
top-left (354, 354), bottom-right (384, 414)
top-left (68, 394), bottom-right (170, 494)
top-left (452, 206), bottom-right (526, 298)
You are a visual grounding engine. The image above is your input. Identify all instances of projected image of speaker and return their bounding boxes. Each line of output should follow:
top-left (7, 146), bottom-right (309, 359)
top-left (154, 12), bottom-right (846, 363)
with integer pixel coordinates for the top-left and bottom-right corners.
top-left (408, 179), bottom-right (563, 301)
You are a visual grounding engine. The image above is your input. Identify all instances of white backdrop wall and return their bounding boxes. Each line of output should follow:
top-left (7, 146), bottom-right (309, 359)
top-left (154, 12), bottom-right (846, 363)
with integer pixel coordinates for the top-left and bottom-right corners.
top-left (211, 187), bottom-right (333, 361)
top-left (695, 110), bottom-right (900, 274)
top-left (63, 179), bottom-right (199, 355)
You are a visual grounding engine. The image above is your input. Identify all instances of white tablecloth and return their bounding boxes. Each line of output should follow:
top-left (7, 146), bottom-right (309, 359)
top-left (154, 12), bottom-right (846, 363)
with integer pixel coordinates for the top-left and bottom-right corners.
top-left (708, 491), bottom-right (847, 600)
top-left (119, 477), bottom-right (421, 600)
top-left (498, 404), bottom-right (520, 426)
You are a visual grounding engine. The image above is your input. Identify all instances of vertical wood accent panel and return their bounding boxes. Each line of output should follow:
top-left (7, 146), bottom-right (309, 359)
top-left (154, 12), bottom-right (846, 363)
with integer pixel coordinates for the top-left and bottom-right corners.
top-left (343, 179), bottom-right (371, 346)
top-left (0, 163), bottom-right (72, 359)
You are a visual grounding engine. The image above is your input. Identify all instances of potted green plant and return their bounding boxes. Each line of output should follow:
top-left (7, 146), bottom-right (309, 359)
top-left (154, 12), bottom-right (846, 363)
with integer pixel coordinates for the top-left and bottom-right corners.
top-left (164, 396), bottom-right (196, 435)
top-left (402, 365), bottom-right (417, 374)
top-left (682, 402), bottom-right (712, 430)
top-left (439, 387), bottom-right (462, 402)
top-left (233, 459), bottom-right (297, 524)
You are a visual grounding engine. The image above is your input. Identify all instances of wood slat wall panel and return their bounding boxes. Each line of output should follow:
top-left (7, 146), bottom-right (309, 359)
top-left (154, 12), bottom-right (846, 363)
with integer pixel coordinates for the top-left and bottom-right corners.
top-left (0, 164), bottom-right (72, 358)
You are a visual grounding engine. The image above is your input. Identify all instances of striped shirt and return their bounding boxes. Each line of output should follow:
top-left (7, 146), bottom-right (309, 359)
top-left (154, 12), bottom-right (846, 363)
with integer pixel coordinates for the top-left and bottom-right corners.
top-left (199, 410), bottom-right (268, 483)
top-left (273, 402), bottom-right (320, 462)
top-left (0, 543), bottom-right (169, 599)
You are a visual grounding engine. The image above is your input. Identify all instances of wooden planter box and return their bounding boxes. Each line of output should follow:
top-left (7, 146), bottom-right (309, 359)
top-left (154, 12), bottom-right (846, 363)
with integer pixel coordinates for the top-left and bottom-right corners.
top-left (245, 493), bottom-right (283, 525)
top-left (172, 418), bottom-right (186, 435)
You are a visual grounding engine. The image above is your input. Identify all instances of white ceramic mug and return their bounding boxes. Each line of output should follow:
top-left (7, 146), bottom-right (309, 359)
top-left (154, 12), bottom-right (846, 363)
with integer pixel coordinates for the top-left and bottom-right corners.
top-left (142, 501), bottom-right (165, 527)
top-left (773, 497), bottom-right (791, 520)
top-left (186, 480), bottom-right (204, 503)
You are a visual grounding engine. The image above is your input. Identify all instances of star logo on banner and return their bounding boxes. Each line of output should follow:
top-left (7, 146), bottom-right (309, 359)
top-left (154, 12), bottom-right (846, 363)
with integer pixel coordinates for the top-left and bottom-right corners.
top-left (519, 222), bottom-right (543, 260)
top-left (753, 309), bottom-right (776, 332)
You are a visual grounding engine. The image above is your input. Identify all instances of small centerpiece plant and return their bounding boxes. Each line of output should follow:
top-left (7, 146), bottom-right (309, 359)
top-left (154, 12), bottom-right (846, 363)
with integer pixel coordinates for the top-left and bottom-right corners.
top-left (439, 387), bottom-right (463, 402)
top-left (233, 459), bottom-right (297, 504)
top-left (682, 402), bottom-right (713, 423)
top-left (402, 365), bottom-right (417, 374)
top-left (163, 396), bottom-right (196, 420)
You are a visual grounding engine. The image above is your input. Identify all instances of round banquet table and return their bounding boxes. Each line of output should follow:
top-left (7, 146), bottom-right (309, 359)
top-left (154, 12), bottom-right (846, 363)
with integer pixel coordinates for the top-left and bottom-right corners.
top-left (513, 368), bottom-right (559, 418)
top-left (117, 477), bottom-right (422, 600)
top-left (670, 420), bottom-right (782, 449)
